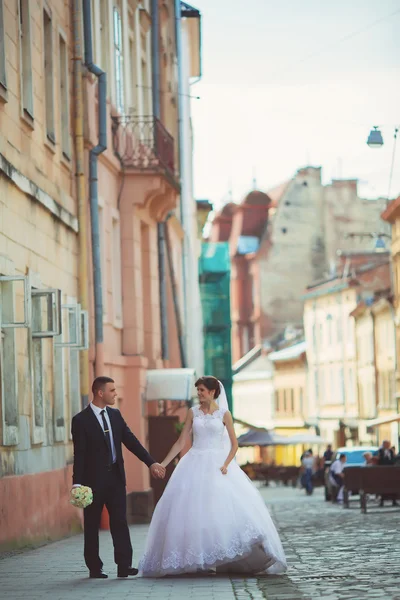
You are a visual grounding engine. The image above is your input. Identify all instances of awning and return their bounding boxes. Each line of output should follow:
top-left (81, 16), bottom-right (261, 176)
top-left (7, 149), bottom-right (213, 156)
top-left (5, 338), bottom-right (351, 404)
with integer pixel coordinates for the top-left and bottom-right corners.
top-left (145, 368), bottom-right (196, 402)
top-left (237, 429), bottom-right (326, 447)
top-left (237, 428), bottom-right (287, 447)
top-left (281, 433), bottom-right (326, 445)
top-left (366, 413), bottom-right (400, 428)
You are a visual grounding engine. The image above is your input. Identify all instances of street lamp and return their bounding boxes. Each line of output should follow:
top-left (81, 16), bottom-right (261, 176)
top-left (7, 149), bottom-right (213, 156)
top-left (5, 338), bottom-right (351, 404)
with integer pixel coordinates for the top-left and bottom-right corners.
top-left (367, 126), bottom-right (384, 149)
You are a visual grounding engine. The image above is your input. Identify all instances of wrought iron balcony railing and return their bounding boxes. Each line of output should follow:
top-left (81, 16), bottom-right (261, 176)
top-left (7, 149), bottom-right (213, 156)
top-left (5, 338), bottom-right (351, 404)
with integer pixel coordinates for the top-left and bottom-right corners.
top-left (111, 115), bottom-right (175, 179)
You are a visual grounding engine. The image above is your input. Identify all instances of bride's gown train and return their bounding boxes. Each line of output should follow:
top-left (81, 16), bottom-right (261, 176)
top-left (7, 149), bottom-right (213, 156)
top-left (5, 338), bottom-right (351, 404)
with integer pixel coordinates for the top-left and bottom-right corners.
top-left (139, 406), bottom-right (287, 577)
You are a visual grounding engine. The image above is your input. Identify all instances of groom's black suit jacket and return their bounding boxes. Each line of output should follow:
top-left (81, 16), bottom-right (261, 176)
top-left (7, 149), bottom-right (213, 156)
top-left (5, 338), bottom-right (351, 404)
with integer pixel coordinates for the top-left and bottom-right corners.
top-left (71, 405), bottom-right (156, 489)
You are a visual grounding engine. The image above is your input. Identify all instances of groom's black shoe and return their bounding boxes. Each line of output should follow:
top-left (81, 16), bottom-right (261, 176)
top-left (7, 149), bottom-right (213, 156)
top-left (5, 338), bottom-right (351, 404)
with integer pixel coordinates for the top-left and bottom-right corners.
top-left (89, 569), bottom-right (108, 579)
top-left (117, 566), bottom-right (139, 578)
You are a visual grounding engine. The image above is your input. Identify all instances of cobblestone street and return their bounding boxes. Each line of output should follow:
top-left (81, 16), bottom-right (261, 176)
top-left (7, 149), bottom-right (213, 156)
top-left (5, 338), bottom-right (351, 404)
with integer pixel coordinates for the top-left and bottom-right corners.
top-left (1, 485), bottom-right (399, 600)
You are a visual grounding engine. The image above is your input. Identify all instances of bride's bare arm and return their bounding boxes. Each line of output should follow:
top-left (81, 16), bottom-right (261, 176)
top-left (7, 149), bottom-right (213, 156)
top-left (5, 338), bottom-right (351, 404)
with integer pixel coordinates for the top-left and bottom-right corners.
top-left (220, 411), bottom-right (239, 474)
top-left (160, 409), bottom-right (194, 469)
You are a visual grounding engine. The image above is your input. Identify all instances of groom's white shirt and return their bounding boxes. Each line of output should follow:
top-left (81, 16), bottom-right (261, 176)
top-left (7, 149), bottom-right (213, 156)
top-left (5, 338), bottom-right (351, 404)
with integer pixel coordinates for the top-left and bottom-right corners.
top-left (90, 402), bottom-right (117, 463)
top-left (72, 403), bottom-right (117, 488)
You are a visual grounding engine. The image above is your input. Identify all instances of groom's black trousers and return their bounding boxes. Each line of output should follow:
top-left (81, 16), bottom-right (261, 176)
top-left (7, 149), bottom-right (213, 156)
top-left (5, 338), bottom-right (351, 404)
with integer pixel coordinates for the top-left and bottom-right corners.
top-left (83, 464), bottom-right (132, 572)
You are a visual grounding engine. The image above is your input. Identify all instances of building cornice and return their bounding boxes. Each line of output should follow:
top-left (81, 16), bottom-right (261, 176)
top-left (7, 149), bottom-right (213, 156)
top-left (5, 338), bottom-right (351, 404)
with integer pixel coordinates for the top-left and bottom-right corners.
top-left (0, 153), bottom-right (78, 233)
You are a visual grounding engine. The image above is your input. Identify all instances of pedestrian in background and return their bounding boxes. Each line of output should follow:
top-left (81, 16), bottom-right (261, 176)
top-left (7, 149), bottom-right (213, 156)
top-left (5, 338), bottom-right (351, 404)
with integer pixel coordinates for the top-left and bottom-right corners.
top-left (301, 451), bottom-right (315, 495)
top-left (378, 441), bottom-right (398, 507)
top-left (323, 444), bottom-right (334, 465)
top-left (329, 453), bottom-right (347, 503)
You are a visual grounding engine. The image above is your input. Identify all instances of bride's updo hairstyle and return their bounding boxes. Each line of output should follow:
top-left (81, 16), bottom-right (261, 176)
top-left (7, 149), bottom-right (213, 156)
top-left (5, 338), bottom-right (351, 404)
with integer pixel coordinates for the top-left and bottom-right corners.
top-left (195, 376), bottom-right (221, 398)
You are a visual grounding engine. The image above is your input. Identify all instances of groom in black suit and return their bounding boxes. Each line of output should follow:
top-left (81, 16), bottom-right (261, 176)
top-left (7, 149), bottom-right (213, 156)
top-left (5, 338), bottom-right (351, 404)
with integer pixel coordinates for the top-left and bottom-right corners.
top-left (71, 376), bottom-right (165, 579)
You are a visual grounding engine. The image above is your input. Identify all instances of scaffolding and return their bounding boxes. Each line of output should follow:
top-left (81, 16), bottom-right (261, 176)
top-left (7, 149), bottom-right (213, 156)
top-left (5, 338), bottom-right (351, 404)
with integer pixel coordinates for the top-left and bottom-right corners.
top-left (199, 243), bottom-right (233, 413)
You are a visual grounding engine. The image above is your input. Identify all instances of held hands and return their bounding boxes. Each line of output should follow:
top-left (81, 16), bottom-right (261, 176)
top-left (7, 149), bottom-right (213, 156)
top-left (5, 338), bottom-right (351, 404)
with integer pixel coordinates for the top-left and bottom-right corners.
top-left (150, 462), bottom-right (166, 479)
top-left (220, 464), bottom-right (228, 475)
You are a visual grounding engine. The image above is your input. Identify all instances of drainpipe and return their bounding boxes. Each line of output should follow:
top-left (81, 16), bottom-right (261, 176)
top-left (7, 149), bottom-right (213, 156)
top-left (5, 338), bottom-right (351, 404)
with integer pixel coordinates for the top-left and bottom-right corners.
top-left (151, 0), bottom-right (169, 360)
top-left (82, 0), bottom-right (107, 375)
top-left (174, 0), bottom-right (190, 365)
top-left (157, 222), bottom-right (168, 360)
top-left (72, 0), bottom-right (90, 408)
top-left (165, 216), bottom-right (187, 367)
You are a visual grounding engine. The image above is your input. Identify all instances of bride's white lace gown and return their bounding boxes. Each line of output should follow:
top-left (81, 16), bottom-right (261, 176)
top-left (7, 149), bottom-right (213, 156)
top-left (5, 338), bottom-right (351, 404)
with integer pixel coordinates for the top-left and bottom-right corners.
top-left (138, 406), bottom-right (287, 577)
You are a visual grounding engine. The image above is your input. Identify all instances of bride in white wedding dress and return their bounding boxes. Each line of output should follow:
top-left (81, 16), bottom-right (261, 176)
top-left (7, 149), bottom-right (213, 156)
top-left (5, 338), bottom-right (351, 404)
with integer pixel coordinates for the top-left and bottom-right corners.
top-left (138, 376), bottom-right (287, 577)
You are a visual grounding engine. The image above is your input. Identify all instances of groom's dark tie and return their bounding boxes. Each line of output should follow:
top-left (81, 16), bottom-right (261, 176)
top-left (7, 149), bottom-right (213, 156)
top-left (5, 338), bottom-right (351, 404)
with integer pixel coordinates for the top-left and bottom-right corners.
top-left (100, 409), bottom-right (113, 466)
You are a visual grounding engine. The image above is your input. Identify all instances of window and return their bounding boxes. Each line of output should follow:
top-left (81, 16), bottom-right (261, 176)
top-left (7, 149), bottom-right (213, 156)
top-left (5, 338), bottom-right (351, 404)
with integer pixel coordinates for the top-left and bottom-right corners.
top-left (59, 34), bottom-right (70, 157)
top-left (127, 7), bottom-right (138, 113)
top-left (68, 301), bottom-right (82, 436)
top-left (339, 367), bottom-right (345, 403)
top-left (19, 0), bottom-right (34, 118)
top-left (140, 26), bottom-right (151, 116)
top-left (31, 290), bottom-right (44, 436)
top-left (348, 367), bottom-right (355, 404)
top-left (99, 0), bottom-right (110, 75)
top-left (0, 280), bottom-right (18, 446)
top-left (330, 369), bottom-right (336, 404)
top-left (290, 389), bottom-right (295, 414)
top-left (128, 32), bottom-right (136, 111)
top-left (43, 10), bottom-right (55, 142)
top-left (283, 389), bottom-right (289, 413)
top-left (69, 345), bottom-right (81, 425)
top-left (299, 387), bottom-right (304, 412)
top-left (274, 391), bottom-right (279, 414)
top-left (113, 5), bottom-right (124, 114)
top-left (112, 214), bottom-right (122, 325)
top-left (98, 200), bottom-right (107, 318)
top-left (53, 332), bottom-right (65, 441)
top-left (0, 0), bottom-right (6, 92)
top-left (141, 222), bottom-right (152, 356)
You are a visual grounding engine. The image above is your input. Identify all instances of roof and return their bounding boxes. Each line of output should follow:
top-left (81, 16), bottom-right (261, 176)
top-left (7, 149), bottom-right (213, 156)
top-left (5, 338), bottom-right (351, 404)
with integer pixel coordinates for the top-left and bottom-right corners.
top-left (268, 341), bottom-right (307, 362)
top-left (196, 199), bottom-right (213, 210)
top-left (233, 345), bottom-right (261, 374)
top-left (350, 291), bottom-right (392, 319)
top-left (302, 280), bottom-right (353, 300)
top-left (381, 195), bottom-right (400, 223)
top-left (303, 259), bottom-right (390, 300)
top-left (181, 1), bottom-right (201, 17)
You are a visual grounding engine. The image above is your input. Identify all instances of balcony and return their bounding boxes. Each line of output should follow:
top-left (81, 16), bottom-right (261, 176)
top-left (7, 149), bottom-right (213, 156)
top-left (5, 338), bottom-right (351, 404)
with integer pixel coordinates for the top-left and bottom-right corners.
top-left (111, 115), bottom-right (178, 186)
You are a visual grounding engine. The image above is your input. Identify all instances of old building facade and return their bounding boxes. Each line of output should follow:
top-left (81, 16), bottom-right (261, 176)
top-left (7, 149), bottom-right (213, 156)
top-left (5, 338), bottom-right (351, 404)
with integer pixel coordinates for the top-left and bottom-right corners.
top-left (303, 255), bottom-right (391, 446)
top-left (352, 295), bottom-right (398, 445)
top-left (0, 0), bottom-right (83, 548)
top-left (268, 341), bottom-right (309, 465)
top-left (210, 166), bottom-right (389, 363)
top-left (0, 0), bottom-right (204, 548)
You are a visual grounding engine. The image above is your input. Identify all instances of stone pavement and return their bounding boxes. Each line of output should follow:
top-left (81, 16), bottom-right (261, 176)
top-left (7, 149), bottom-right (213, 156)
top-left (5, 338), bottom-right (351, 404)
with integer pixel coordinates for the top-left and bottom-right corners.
top-left (0, 485), bottom-right (399, 600)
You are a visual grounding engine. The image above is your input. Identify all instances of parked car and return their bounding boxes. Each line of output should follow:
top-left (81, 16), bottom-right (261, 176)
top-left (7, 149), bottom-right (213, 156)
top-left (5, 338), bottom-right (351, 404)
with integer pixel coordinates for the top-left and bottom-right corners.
top-left (324, 446), bottom-right (379, 501)
top-left (334, 446), bottom-right (379, 466)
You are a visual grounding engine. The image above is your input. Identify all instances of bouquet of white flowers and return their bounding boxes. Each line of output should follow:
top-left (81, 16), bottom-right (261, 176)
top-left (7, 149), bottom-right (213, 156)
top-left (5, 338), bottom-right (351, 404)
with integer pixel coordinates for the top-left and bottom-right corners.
top-left (70, 485), bottom-right (93, 509)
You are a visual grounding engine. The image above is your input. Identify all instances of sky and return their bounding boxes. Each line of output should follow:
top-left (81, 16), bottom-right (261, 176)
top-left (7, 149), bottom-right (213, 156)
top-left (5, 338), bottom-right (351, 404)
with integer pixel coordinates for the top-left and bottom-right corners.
top-left (189, 0), bottom-right (400, 209)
